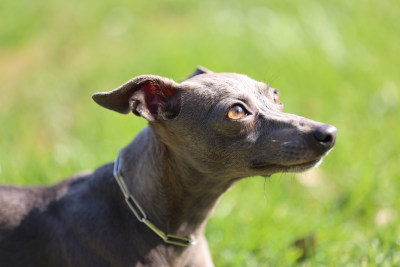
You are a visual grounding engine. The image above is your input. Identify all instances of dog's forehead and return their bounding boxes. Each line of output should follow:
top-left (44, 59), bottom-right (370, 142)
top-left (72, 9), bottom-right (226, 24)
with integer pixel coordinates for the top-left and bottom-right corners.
top-left (182, 73), bottom-right (267, 96)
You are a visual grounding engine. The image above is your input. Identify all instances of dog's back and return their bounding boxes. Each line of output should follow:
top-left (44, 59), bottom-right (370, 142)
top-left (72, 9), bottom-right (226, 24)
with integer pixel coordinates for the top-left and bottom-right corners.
top-left (0, 165), bottom-right (160, 267)
top-left (0, 174), bottom-right (93, 266)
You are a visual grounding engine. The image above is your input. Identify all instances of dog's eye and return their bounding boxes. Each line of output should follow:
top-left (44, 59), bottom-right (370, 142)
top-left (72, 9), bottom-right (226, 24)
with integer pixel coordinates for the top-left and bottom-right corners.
top-left (227, 105), bottom-right (247, 120)
top-left (273, 94), bottom-right (281, 105)
top-left (273, 90), bottom-right (282, 105)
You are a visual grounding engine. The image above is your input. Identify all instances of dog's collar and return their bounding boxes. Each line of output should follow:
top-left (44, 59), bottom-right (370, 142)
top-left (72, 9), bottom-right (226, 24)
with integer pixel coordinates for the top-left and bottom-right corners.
top-left (113, 152), bottom-right (196, 247)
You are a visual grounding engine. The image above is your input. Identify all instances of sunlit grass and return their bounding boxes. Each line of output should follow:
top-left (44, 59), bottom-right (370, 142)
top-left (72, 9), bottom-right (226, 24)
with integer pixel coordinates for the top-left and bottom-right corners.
top-left (1, 0), bottom-right (399, 265)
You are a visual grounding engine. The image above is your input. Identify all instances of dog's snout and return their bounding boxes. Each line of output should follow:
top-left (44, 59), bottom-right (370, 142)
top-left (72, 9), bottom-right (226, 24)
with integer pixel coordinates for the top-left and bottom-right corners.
top-left (313, 124), bottom-right (337, 149)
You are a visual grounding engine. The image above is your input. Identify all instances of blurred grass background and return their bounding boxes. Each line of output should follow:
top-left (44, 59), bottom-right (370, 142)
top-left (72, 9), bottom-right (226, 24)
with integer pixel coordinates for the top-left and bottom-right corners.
top-left (1, 0), bottom-right (399, 265)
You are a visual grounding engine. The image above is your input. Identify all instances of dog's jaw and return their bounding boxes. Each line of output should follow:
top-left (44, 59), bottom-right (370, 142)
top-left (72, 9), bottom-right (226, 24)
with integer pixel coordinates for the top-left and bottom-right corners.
top-left (249, 158), bottom-right (323, 175)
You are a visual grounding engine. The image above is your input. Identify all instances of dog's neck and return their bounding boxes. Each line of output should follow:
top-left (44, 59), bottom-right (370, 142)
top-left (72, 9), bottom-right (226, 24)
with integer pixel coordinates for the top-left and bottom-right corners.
top-left (119, 126), bottom-right (232, 241)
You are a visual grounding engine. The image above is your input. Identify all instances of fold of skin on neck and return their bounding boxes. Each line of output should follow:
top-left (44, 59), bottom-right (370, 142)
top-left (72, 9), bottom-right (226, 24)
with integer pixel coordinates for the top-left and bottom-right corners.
top-left (118, 126), bottom-right (234, 243)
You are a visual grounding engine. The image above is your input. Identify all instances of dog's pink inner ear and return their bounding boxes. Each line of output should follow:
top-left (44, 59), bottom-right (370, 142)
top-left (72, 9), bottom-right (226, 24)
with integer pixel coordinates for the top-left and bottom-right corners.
top-left (142, 81), bottom-right (177, 117)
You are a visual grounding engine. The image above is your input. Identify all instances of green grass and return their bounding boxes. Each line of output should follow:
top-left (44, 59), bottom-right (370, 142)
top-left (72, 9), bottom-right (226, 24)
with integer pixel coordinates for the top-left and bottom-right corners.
top-left (1, 0), bottom-right (399, 265)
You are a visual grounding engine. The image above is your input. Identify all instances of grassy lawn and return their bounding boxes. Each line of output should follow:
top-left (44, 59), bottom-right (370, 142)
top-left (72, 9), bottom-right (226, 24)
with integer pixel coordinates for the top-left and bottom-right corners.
top-left (1, 0), bottom-right (399, 265)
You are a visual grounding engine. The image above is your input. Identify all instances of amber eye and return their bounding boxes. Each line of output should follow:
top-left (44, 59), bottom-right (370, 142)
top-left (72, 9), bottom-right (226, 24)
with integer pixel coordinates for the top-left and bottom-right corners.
top-left (273, 95), bottom-right (281, 105)
top-left (227, 105), bottom-right (247, 120)
top-left (273, 92), bottom-right (282, 105)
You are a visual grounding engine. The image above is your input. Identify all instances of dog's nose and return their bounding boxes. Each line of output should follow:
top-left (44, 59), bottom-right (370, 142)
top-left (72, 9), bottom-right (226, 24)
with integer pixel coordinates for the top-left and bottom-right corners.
top-left (313, 124), bottom-right (337, 149)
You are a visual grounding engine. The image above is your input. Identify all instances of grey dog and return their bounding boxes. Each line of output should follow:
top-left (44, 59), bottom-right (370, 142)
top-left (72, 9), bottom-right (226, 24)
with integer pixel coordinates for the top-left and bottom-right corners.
top-left (0, 67), bottom-right (336, 266)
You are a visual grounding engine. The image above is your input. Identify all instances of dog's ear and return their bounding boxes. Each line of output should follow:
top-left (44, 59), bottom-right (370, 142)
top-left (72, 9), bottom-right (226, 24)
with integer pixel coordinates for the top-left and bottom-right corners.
top-left (92, 75), bottom-right (181, 122)
top-left (181, 66), bottom-right (213, 81)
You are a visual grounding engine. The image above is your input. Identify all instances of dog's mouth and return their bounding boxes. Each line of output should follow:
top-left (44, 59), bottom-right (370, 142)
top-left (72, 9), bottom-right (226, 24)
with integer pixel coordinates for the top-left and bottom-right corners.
top-left (250, 158), bottom-right (322, 173)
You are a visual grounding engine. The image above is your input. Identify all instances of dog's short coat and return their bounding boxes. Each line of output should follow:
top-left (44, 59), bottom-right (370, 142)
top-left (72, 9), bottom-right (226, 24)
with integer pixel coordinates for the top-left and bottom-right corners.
top-left (0, 67), bottom-right (336, 266)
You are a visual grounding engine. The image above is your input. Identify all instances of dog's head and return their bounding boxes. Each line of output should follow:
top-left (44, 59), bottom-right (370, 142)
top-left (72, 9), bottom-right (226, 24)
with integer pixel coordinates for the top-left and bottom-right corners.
top-left (93, 67), bottom-right (336, 179)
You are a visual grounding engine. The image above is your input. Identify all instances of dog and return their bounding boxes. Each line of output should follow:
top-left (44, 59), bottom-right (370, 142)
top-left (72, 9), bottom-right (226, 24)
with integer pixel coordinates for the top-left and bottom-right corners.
top-left (0, 67), bottom-right (336, 266)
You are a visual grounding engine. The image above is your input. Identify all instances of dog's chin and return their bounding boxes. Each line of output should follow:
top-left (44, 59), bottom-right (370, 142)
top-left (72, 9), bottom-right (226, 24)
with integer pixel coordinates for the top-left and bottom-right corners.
top-left (251, 158), bottom-right (323, 175)
top-left (283, 158), bottom-right (323, 173)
